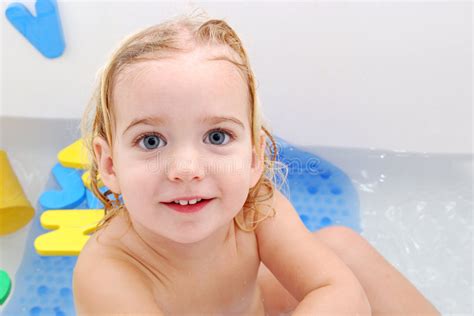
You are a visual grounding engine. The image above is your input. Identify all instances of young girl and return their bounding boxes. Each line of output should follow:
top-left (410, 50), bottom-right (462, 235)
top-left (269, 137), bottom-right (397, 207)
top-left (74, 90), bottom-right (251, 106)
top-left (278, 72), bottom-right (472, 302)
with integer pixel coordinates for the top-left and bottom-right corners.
top-left (73, 10), bottom-right (440, 316)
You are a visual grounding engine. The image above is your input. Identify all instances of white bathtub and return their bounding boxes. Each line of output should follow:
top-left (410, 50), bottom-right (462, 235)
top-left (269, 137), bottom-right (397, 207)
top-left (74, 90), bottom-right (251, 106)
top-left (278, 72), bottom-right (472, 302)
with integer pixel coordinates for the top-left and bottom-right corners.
top-left (0, 116), bottom-right (471, 315)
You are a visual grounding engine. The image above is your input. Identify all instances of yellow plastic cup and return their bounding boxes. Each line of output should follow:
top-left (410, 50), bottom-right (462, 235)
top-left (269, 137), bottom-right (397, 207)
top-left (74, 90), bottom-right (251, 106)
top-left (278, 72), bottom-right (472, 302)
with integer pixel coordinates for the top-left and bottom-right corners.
top-left (0, 150), bottom-right (34, 236)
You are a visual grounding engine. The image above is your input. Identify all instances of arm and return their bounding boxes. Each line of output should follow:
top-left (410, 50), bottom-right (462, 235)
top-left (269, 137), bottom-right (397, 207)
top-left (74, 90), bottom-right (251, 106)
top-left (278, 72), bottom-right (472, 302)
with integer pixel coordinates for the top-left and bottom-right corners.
top-left (255, 188), bottom-right (371, 316)
top-left (73, 255), bottom-right (165, 315)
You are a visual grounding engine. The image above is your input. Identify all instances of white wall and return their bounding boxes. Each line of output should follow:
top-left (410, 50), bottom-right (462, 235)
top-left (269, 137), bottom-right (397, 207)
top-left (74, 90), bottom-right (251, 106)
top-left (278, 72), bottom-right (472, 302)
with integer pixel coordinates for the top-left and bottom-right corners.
top-left (1, 0), bottom-right (472, 154)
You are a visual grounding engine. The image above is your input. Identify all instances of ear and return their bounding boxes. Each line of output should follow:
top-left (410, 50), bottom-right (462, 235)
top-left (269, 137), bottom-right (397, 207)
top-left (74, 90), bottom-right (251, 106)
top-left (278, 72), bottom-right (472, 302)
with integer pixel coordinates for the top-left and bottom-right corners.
top-left (249, 130), bottom-right (266, 189)
top-left (92, 136), bottom-right (121, 194)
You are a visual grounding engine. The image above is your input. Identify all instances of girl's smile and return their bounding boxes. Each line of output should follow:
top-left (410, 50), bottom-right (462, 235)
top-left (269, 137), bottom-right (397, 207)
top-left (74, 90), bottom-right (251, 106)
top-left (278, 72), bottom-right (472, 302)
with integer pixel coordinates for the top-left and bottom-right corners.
top-left (161, 197), bottom-right (215, 213)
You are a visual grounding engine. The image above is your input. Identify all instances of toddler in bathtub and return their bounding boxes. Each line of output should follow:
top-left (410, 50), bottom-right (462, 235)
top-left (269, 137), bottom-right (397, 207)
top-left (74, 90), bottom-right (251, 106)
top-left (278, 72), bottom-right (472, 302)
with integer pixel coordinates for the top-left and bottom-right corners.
top-left (72, 10), bottom-right (440, 316)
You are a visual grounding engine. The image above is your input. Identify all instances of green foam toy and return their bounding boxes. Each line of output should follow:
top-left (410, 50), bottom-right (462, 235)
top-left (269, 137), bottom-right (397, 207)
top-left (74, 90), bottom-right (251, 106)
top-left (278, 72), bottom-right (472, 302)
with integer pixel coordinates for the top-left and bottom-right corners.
top-left (0, 269), bottom-right (12, 305)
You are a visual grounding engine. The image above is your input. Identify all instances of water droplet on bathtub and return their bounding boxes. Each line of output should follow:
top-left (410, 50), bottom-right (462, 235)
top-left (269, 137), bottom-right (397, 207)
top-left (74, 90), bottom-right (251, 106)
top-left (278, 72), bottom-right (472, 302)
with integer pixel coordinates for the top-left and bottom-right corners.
top-left (379, 174), bottom-right (385, 182)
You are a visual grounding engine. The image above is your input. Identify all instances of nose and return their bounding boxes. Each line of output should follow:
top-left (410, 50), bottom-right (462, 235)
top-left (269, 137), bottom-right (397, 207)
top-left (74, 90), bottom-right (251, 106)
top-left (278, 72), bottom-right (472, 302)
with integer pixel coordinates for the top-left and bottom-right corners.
top-left (166, 150), bottom-right (206, 183)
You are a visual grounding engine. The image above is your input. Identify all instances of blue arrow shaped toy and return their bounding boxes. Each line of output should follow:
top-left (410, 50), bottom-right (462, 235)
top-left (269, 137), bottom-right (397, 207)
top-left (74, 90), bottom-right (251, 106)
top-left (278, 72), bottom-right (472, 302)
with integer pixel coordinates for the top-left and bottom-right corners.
top-left (5, 0), bottom-right (65, 58)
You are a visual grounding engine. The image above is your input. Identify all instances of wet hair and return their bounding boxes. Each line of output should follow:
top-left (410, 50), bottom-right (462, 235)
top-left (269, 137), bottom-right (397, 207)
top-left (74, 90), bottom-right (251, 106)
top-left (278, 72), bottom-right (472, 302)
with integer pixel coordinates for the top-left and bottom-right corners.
top-left (81, 8), bottom-right (288, 234)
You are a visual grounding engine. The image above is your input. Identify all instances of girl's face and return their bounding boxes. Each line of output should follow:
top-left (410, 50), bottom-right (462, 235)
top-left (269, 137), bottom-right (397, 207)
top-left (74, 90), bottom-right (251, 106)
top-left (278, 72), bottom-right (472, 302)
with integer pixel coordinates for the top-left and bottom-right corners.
top-left (94, 48), bottom-right (264, 244)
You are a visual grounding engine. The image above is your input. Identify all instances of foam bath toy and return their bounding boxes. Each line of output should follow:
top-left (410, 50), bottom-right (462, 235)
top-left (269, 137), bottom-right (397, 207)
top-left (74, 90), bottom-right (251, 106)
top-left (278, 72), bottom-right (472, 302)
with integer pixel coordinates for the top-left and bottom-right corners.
top-left (81, 171), bottom-right (104, 190)
top-left (57, 139), bottom-right (88, 169)
top-left (2, 135), bottom-right (360, 315)
top-left (0, 269), bottom-right (12, 305)
top-left (5, 0), bottom-right (65, 59)
top-left (34, 209), bottom-right (105, 256)
top-left (0, 150), bottom-right (35, 236)
top-left (39, 163), bottom-right (85, 210)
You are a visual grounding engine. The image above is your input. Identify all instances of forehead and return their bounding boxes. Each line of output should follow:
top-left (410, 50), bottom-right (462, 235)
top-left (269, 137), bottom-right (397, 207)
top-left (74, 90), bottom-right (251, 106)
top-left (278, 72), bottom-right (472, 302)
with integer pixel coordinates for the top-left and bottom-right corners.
top-left (112, 48), bottom-right (249, 129)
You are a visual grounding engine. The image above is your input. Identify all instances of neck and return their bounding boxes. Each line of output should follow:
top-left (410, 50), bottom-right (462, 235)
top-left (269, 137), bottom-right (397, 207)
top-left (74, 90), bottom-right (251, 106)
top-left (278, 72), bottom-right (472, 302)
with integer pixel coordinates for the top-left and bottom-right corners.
top-left (125, 215), bottom-right (237, 273)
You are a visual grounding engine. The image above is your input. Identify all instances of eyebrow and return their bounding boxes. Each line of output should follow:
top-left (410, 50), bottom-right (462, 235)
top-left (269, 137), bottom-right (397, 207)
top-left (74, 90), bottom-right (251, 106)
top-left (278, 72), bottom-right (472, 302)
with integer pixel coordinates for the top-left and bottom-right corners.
top-left (122, 115), bottom-right (245, 136)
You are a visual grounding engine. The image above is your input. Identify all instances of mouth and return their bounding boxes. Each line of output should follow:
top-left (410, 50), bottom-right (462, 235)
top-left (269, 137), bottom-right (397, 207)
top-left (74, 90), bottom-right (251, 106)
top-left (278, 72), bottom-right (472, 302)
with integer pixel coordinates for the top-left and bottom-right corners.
top-left (161, 198), bottom-right (214, 214)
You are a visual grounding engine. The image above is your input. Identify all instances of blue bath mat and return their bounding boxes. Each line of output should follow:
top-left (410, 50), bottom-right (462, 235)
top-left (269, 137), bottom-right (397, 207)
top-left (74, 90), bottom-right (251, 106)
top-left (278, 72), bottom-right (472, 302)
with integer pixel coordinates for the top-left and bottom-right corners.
top-left (273, 135), bottom-right (361, 232)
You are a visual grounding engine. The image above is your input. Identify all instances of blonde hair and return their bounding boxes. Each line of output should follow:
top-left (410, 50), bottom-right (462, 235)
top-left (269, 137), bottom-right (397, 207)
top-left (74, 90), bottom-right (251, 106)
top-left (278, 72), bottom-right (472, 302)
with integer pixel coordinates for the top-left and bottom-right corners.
top-left (81, 8), bottom-right (288, 233)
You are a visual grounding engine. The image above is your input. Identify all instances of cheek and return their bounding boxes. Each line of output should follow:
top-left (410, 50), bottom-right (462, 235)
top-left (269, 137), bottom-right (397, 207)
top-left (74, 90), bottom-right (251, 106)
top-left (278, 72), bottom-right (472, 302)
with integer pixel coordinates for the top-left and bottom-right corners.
top-left (116, 163), bottom-right (156, 207)
top-left (209, 147), bottom-right (253, 176)
top-left (216, 151), bottom-right (253, 202)
top-left (115, 150), bottom-right (156, 182)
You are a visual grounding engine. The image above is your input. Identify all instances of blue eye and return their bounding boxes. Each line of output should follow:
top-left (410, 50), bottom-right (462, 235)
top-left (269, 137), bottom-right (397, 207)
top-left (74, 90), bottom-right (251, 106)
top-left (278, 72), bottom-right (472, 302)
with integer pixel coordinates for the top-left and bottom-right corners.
top-left (134, 129), bottom-right (235, 151)
top-left (206, 129), bottom-right (233, 145)
top-left (137, 134), bottom-right (165, 150)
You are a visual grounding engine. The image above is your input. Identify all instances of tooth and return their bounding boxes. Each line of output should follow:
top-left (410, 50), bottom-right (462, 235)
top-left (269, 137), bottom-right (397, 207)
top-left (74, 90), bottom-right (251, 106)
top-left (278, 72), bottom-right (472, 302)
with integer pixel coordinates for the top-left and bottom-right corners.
top-left (196, 198), bottom-right (202, 202)
top-left (189, 199), bottom-right (197, 205)
top-left (179, 200), bottom-right (188, 205)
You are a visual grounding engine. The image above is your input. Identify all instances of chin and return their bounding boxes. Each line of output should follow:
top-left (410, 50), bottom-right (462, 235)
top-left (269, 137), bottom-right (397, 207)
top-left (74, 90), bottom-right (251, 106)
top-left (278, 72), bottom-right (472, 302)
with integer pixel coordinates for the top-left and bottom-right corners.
top-left (169, 224), bottom-right (224, 245)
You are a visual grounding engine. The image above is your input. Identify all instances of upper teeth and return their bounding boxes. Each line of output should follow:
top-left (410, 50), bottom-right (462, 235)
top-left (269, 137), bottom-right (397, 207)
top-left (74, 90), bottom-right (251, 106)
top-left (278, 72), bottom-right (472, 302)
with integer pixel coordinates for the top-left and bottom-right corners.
top-left (174, 198), bottom-right (202, 205)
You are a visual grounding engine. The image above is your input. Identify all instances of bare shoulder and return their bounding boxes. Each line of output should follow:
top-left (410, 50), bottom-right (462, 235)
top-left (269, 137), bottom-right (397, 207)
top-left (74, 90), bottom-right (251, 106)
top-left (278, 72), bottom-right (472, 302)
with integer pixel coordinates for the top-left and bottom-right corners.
top-left (73, 218), bottom-right (164, 315)
top-left (254, 187), bottom-right (310, 250)
top-left (255, 187), bottom-right (356, 301)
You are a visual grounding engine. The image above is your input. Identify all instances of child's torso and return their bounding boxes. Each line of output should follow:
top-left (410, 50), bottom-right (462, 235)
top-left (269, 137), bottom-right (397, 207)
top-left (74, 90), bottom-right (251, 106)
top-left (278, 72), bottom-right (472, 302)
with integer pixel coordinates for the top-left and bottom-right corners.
top-left (81, 211), bottom-right (265, 315)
